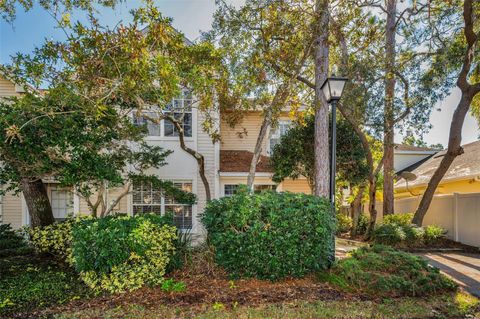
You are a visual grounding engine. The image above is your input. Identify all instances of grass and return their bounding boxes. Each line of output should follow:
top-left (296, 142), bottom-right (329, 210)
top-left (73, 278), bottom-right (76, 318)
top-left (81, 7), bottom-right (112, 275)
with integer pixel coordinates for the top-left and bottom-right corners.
top-left (0, 255), bottom-right (93, 318)
top-left (54, 292), bottom-right (480, 319)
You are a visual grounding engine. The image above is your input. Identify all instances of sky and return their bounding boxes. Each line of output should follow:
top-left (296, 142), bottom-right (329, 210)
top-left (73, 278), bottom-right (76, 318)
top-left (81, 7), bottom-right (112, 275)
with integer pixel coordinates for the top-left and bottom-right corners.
top-left (0, 0), bottom-right (478, 147)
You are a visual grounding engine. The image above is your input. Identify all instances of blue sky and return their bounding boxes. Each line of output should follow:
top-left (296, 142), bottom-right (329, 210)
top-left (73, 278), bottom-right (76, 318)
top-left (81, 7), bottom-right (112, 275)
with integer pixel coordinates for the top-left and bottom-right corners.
top-left (0, 0), bottom-right (478, 147)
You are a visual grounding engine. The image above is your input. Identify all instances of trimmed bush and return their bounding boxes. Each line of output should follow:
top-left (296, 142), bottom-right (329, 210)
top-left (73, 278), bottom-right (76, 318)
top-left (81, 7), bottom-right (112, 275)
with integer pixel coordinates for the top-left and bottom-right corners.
top-left (0, 224), bottom-right (32, 257)
top-left (355, 213), bottom-right (369, 236)
top-left (72, 214), bottom-right (176, 293)
top-left (202, 191), bottom-right (335, 280)
top-left (319, 245), bottom-right (457, 297)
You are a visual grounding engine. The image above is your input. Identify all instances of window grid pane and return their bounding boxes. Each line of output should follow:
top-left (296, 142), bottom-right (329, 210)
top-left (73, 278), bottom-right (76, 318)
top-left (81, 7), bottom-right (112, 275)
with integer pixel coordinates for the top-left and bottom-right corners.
top-left (132, 181), bottom-right (193, 230)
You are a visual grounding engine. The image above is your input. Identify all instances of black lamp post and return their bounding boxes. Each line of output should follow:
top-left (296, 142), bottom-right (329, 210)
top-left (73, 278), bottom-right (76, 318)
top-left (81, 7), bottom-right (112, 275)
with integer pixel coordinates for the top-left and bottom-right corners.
top-left (320, 76), bottom-right (348, 208)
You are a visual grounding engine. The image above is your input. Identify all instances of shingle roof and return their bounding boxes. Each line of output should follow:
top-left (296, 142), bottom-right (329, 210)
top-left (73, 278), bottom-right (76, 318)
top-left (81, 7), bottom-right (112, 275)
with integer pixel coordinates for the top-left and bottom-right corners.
top-left (395, 140), bottom-right (480, 189)
top-left (220, 150), bottom-right (273, 173)
top-left (394, 144), bottom-right (439, 152)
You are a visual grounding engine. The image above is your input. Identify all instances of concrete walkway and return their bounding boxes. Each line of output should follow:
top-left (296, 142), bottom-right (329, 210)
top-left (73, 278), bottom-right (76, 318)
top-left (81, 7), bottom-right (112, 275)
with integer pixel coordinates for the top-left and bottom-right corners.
top-left (418, 252), bottom-right (480, 297)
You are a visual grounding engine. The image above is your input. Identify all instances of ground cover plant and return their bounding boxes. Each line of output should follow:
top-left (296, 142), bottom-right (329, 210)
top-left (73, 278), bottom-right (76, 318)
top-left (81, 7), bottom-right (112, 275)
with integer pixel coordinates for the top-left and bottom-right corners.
top-left (0, 255), bottom-right (92, 317)
top-left (202, 190), bottom-right (335, 280)
top-left (318, 245), bottom-right (457, 297)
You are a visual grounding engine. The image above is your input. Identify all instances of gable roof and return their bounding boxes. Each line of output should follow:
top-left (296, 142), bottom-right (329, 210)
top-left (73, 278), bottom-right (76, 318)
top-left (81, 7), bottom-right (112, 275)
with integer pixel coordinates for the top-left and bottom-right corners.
top-left (395, 140), bottom-right (480, 190)
top-left (394, 143), bottom-right (439, 153)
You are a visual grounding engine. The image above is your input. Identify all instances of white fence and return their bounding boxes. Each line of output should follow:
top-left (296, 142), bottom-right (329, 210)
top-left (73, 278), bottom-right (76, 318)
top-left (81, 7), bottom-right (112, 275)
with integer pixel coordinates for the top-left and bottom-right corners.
top-left (372, 193), bottom-right (480, 247)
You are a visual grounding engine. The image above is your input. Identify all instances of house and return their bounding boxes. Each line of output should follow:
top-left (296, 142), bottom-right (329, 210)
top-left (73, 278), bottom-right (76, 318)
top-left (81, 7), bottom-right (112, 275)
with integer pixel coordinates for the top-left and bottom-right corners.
top-left (0, 75), bottom-right (310, 239)
top-left (392, 140), bottom-right (480, 247)
top-left (395, 140), bottom-right (480, 198)
top-left (393, 144), bottom-right (438, 173)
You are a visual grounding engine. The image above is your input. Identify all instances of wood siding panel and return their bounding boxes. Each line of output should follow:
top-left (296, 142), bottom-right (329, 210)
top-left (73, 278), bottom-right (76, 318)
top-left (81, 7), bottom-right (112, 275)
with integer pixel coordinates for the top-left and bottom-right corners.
top-left (2, 192), bottom-right (23, 229)
top-left (0, 77), bottom-right (19, 98)
top-left (281, 179), bottom-right (312, 194)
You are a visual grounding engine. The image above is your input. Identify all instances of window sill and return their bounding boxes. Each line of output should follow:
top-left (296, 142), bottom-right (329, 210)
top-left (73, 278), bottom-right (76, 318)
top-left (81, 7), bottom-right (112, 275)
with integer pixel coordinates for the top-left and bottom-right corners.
top-left (144, 136), bottom-right (195, 142)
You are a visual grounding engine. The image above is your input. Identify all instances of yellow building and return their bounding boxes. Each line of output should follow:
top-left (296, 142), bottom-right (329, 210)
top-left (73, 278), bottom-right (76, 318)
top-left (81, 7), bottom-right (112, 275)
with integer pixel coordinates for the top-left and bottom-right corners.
top-left (395, 140), bottom-right (480, 198)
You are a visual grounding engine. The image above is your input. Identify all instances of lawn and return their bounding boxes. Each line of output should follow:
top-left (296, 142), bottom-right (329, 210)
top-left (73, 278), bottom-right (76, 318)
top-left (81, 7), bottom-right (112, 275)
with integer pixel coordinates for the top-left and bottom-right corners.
top-left (53, 292), bottom-right (479, 319)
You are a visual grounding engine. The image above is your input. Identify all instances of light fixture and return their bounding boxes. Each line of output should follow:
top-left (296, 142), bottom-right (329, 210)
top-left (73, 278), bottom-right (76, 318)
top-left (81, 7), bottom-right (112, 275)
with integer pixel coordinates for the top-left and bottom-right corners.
top-left (320, 76), bottom-right (348, 103)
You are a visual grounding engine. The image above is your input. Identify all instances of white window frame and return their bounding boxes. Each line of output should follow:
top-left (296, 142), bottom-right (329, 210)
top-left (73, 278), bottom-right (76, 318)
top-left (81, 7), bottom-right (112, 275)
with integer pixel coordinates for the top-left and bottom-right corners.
top-left (132, 180), bottom-right (193, 230)
top-left (268, 120), bottom-right (292, 154)
top-left (50, 187), bottom-right (74, 220)
top-left (132, 90), bottom-right (194, 140)
top-left (223, 184), bottom-right (238, 197)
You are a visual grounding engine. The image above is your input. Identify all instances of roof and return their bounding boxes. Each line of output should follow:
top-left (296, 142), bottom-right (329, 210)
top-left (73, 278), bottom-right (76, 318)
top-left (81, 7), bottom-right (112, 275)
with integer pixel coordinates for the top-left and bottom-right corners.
top-left (394, 143), bottom-right (439, 152)
top-left (220, 150), bottom-right (273, 173)
top-left (395, 140), bottom-right (480, 189)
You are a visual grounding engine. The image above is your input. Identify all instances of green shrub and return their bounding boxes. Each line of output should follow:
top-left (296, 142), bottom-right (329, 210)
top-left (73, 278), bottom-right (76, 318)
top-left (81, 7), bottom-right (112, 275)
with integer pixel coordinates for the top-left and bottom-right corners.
top-left (383, 213), bottom-right (414, 226)
top-left (373, 215), bottom-right (446, 247)
top-left (336, 213), bottom-right (353, 235)
top-left (372, 223), bottom-right (407, 245)
top-left (319, 245), bottom-right (457, 297)
top-left (0, 224), bottom-right (32, 257)
top-left (72, 214), bottom-right (177, 293)
top-left (355, 214), bottom-right (369, 236)
top-left (202, 191), bottom-right (335, 280)
top-left (28, 217), bottom-right (91, 265)
top-left (424, 225), bottom-right (446, 244)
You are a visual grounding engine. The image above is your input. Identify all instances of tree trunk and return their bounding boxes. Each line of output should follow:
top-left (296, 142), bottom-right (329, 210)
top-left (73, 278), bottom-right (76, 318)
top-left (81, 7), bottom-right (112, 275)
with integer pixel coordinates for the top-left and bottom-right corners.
top-left (167, 115), bottom-right (212, 201)
top-left (21, 178), bottom-right (55, 227)
top-left (313, 0), bottom-right (330, 198)
top-left (382, 0), bottom-right (397, 216)
top-left (366, 176), bottom-right (378, 236)
top-left (247, 108), bottom-right (273, 191)
top-left (413, 93), bottom-right (473, 225)
top-left (350, 184), bottom-right (365, 237)
top-left (412, 0), bottom-right (479, 226)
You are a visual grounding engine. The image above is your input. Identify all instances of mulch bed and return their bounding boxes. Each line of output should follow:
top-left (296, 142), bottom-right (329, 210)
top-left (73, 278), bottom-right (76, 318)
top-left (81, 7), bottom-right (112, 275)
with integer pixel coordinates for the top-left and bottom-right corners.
top-left (30, 273), bottom-right (367, 318)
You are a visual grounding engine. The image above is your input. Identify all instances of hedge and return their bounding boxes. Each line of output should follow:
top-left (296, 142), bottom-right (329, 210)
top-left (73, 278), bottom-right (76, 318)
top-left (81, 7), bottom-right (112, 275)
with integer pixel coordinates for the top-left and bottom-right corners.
top-left (202, 190), bottom-right (335, 280)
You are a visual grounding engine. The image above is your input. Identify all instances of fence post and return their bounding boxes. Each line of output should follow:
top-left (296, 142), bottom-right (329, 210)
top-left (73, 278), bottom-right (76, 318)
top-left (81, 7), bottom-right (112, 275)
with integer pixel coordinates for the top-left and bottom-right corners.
top-left (453, 193), bottom-right (459, 242)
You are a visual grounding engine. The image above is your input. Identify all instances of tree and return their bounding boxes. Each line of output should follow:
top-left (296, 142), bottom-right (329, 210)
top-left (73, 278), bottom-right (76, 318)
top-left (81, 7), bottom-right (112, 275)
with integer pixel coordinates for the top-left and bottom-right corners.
top-left (210, 0), bottom-right (313, 192)
top-left (270, 115), bottom-right (369, 234)
top-left (413, 0), bottom-right (480, 225)
top-left (0, 2), bottom-right (218, 224)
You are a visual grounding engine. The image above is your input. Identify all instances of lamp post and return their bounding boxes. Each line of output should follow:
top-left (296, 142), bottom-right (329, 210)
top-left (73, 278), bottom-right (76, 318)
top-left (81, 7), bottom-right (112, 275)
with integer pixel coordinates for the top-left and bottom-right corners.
top-left (320, 76), bottom-right (348, 208)
top-left (320, 75), bottom-right (348, 266)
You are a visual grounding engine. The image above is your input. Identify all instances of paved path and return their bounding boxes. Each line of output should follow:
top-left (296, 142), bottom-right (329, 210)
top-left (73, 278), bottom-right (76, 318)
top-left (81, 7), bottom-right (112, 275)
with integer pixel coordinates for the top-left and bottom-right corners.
top-left (418, 252), bottom-right (480, 297)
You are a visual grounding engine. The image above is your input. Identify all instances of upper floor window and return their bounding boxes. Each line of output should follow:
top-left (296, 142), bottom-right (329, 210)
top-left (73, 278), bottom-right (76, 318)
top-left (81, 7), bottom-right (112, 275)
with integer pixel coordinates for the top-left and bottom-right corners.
top-left (269, 120), bottom-right (291, 154)
top-left (133, 90), bottom-right (193, 138)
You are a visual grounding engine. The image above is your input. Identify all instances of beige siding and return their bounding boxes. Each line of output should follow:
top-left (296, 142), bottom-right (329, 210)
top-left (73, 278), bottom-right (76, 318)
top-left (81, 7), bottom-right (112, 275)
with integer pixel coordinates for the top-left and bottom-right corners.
top-left (2, 191), bottom-right (23, 229)
top-left (0, 76), bottom-right (20, 98)
top-left (220, 112), bottom-right (292, 155)
top-left (281, 179), bottom-right (312, 194)
top-left (221, 112), bottom-right (267, 154)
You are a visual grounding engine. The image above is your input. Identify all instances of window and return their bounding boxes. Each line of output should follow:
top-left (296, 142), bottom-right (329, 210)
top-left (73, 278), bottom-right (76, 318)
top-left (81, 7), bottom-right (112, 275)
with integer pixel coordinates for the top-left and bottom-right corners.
top-left (132, 182), bottom-right (162, 214)
top-left (132, 180), bottom-right (193, 229)
top-left (132, 90), bottom-right (193, 137)
top-left (133, 111), bottom-right (161, 136)
top-left (269, 120), bottom-right (291, 153)
top-left (224, 184), bottom-right (238, 197)
top-left (164, 90), bottom-right (193, 137)
top-left (254, 184), bottom-right (277, 193)
top-left (165, 181), bottom-right (193, 229)
top-left (51, 189), bottom-right (74, 220)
